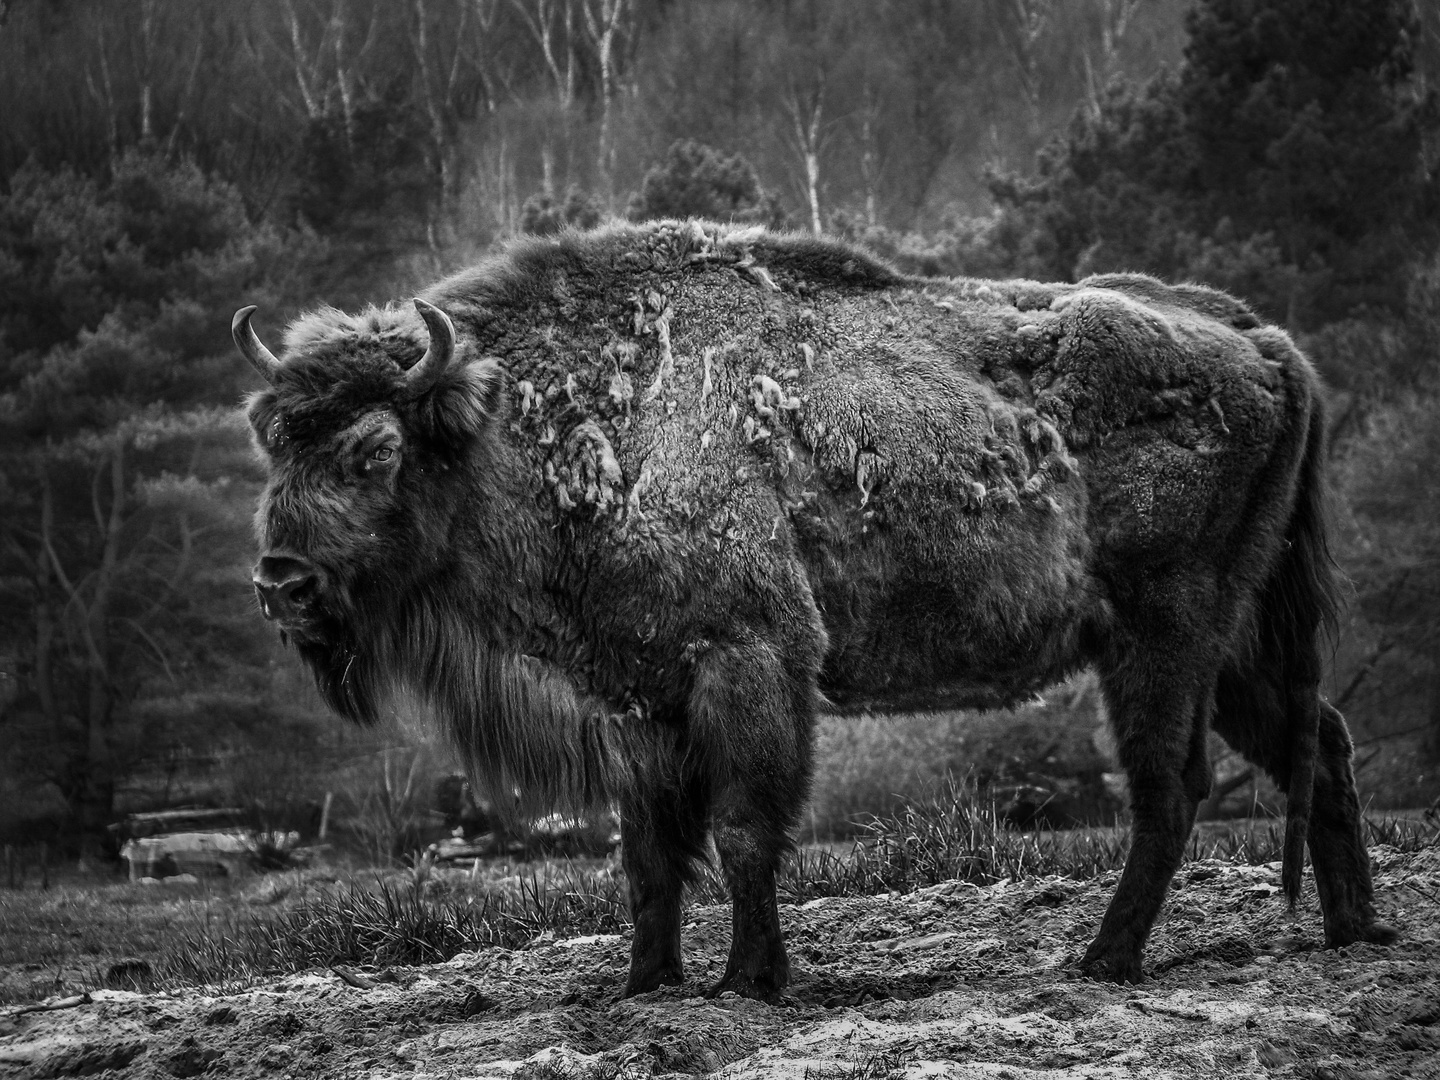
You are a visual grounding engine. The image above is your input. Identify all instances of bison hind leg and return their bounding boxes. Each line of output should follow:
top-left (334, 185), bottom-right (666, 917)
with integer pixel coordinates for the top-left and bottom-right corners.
top-left (1213, 675), bottom-right (1398, 949)
top-left (1082, 615), bottom-right (1219, 984)
top-left (1307, 701), bottom-right (1399, 947)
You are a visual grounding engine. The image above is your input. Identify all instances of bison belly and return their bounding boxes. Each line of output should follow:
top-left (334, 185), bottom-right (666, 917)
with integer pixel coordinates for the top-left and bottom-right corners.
top-left (802, 486), bottom-right (1098, 714)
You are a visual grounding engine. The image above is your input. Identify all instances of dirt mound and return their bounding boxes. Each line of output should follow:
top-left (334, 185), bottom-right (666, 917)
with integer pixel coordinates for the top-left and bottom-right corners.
top-left (3, 848), bottom-right (1437, 1079)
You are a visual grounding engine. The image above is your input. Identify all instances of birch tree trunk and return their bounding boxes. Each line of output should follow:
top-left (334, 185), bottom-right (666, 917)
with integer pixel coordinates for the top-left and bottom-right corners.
top-left (87, 19), bottom-right (121, 160)
top-left (283, 0), bottom-right (326, 120)
top-left (413, 0), bottom-right (472, 198)
top-left (785, 78), bottom-right (826, 235)
top-left (164, 37), bottom-right (205, 159)
top-left (1082, 0), bottom-right (1141, 117)
top-left (334, 0), bottom-right (357, 150)
top-left (137, 0), bottom-right (157, 144)
top-left (512, 0), bottom-right (577, 193)
top-left (859, 74), bottom-right (881, 227)
top-left (583, 0), bottom-right (626, 205)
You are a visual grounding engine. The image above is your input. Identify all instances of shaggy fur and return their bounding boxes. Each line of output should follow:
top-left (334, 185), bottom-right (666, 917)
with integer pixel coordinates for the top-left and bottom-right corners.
top-left (241, 220), bottom-right (1395, 998)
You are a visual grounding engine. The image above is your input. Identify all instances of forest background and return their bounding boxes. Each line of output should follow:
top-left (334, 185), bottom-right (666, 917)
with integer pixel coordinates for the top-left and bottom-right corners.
top-left (1, 0), bottom-right (1438, 864)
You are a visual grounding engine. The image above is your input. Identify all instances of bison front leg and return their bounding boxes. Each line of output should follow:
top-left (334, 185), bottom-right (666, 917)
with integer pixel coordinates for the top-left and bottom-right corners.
top-left (619, 779), bottom-right (711, 996)
top-left (691, 641), bottom-right (815, 1002)
top-left (709, 800), bottom-right (795, 1001)
top-left (1083, 647), bottom-right (1215, 984)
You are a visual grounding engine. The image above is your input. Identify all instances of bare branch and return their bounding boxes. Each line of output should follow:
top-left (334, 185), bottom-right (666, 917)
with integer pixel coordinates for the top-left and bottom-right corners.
top-left (34, 465), bottom-right (63, 741)
top-left (41, 534), bottom-right (105, 673)
top-left (4, 532), bottom-right (37, 575)
top-left (1333, 635), bottom-right (1397, 710)
top-left (510, 0), bottom-right (575, 109)
top-left (91, 458), bottom-right (107, 538)
top-left (122, 617), bottom-right (176, 684)
top-left (447, 0), bottom-right (470, 101)
top-left (165, 35), bottom-right (206, 159)
top-left (1354, 723), bottom-right (1438, 749)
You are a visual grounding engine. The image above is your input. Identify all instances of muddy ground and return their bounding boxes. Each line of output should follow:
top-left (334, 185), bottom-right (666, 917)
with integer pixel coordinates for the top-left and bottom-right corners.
top-left (3, 846), bottom-right (1438, 1079)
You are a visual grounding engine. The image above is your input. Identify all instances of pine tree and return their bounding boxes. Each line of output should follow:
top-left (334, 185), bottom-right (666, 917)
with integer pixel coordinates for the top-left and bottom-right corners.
top-left (989, 0), bottom-right (1438, 329)
top-left (0, 151), bottom-right (309, 860)
top-left (1179, 0), bottom-right (1435, 323)
top-left (627, 140), bottom-right (785, 226)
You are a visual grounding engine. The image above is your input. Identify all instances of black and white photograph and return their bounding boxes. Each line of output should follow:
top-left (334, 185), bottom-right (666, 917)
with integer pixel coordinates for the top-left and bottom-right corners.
top-left (0, 1), bottom-right (1438, 1076)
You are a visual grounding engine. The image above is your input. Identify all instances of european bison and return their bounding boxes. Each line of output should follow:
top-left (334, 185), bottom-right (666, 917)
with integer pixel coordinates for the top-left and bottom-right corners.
top-left (234, 221), bottom-right (1394, 998)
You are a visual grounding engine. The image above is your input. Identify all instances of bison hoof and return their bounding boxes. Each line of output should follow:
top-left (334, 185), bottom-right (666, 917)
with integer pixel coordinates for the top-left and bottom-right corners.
top-left (707, 968), bottom-right (787, 1003)
top-left (1325, 920), bottom-right (1400, 950)
top-left (1079, 942), bottom-right (1144, 985)
top-left (1363, 921), bottom-right (1401, 946)
top-left (623, 966), bottom-right (685, 997)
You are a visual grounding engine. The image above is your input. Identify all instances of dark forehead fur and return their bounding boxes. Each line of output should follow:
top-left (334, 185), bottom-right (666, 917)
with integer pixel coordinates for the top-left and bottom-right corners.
top-left (260, 304), bottom-right (429, 429)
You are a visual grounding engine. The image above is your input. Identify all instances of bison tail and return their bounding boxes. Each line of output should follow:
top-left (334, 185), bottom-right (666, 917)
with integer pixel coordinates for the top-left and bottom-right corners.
top-left (1263, 386), bottom-right (1339, 908)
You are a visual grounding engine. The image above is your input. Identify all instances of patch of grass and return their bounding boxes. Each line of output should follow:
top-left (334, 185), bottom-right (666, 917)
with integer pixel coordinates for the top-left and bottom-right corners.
top-left (806, 677), bottom-right (1114, 837)
top-left (4, 782), bottom-right (1435, 1004)
top-left (244, 863), bottom-right (630, 972)
top-left (1364, 810), bottom-right (1440, 852)
top-left (0, 859), bottom-right (630, 1004)
top-left (0, 873), bottom-right (272, 1004)
top-left (781, 776), bottom-right (1440, 898)
top-left (803, 1049), bottom-right (910, 1080)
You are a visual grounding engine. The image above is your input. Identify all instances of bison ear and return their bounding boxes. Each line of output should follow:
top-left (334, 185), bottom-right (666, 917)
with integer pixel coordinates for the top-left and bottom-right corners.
top-left (424, 357), bottom-right (505, 448)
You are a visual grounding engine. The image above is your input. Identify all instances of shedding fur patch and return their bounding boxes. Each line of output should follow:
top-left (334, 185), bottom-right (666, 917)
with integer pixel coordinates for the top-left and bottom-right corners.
top-left (547, 420), bottom-right (624, 515)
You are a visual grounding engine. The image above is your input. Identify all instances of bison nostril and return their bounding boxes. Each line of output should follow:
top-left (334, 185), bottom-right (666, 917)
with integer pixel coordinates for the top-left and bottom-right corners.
top-left (253, 554), bottom-right (322, 619)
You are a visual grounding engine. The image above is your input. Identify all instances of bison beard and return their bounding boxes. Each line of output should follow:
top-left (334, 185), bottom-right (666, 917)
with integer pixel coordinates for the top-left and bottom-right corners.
top-left (236, 221), bottom-right (1396, 1000)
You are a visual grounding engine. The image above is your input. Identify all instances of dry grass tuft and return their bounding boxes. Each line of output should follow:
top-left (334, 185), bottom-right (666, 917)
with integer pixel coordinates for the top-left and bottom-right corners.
top-left (2, 780), bottom-right (1434, 1005)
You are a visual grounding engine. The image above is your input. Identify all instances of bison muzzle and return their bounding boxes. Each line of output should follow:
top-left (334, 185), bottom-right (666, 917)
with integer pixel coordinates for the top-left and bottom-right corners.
top-left (234, 221), bottom-right (1396, 999)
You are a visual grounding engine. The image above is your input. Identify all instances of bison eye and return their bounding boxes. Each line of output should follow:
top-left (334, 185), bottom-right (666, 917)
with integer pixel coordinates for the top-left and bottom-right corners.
top-left (370, 446), bottom-right (394, 463)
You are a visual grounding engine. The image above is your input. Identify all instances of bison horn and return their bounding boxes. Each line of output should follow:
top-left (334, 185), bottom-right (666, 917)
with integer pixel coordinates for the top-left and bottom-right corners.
top-left (232, 306), bottom-right (283, 385)
top-left (404, 298), bottom-right (457, 398)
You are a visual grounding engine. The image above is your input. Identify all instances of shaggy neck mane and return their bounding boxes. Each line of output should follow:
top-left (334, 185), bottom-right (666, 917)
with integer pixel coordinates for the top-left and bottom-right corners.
top-left (311, 588), bottom-right (661, 818)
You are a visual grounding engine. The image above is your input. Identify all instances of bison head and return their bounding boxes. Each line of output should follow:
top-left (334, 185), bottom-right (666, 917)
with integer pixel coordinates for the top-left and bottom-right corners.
top-left (235, 298), bottom-right (504, 719)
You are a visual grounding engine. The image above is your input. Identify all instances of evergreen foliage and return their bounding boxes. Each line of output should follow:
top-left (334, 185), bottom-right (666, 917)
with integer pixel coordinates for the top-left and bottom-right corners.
top-left (0, 151), bottom-right (324, 856)
top-left (987, 0), bottom-right (1438, 330)
top-left (627, 140), bottom-right (784, 226)
top-left (293, 98), bottom-right (439, 252)
top-left (519, 188), bottom-right (604, 236)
